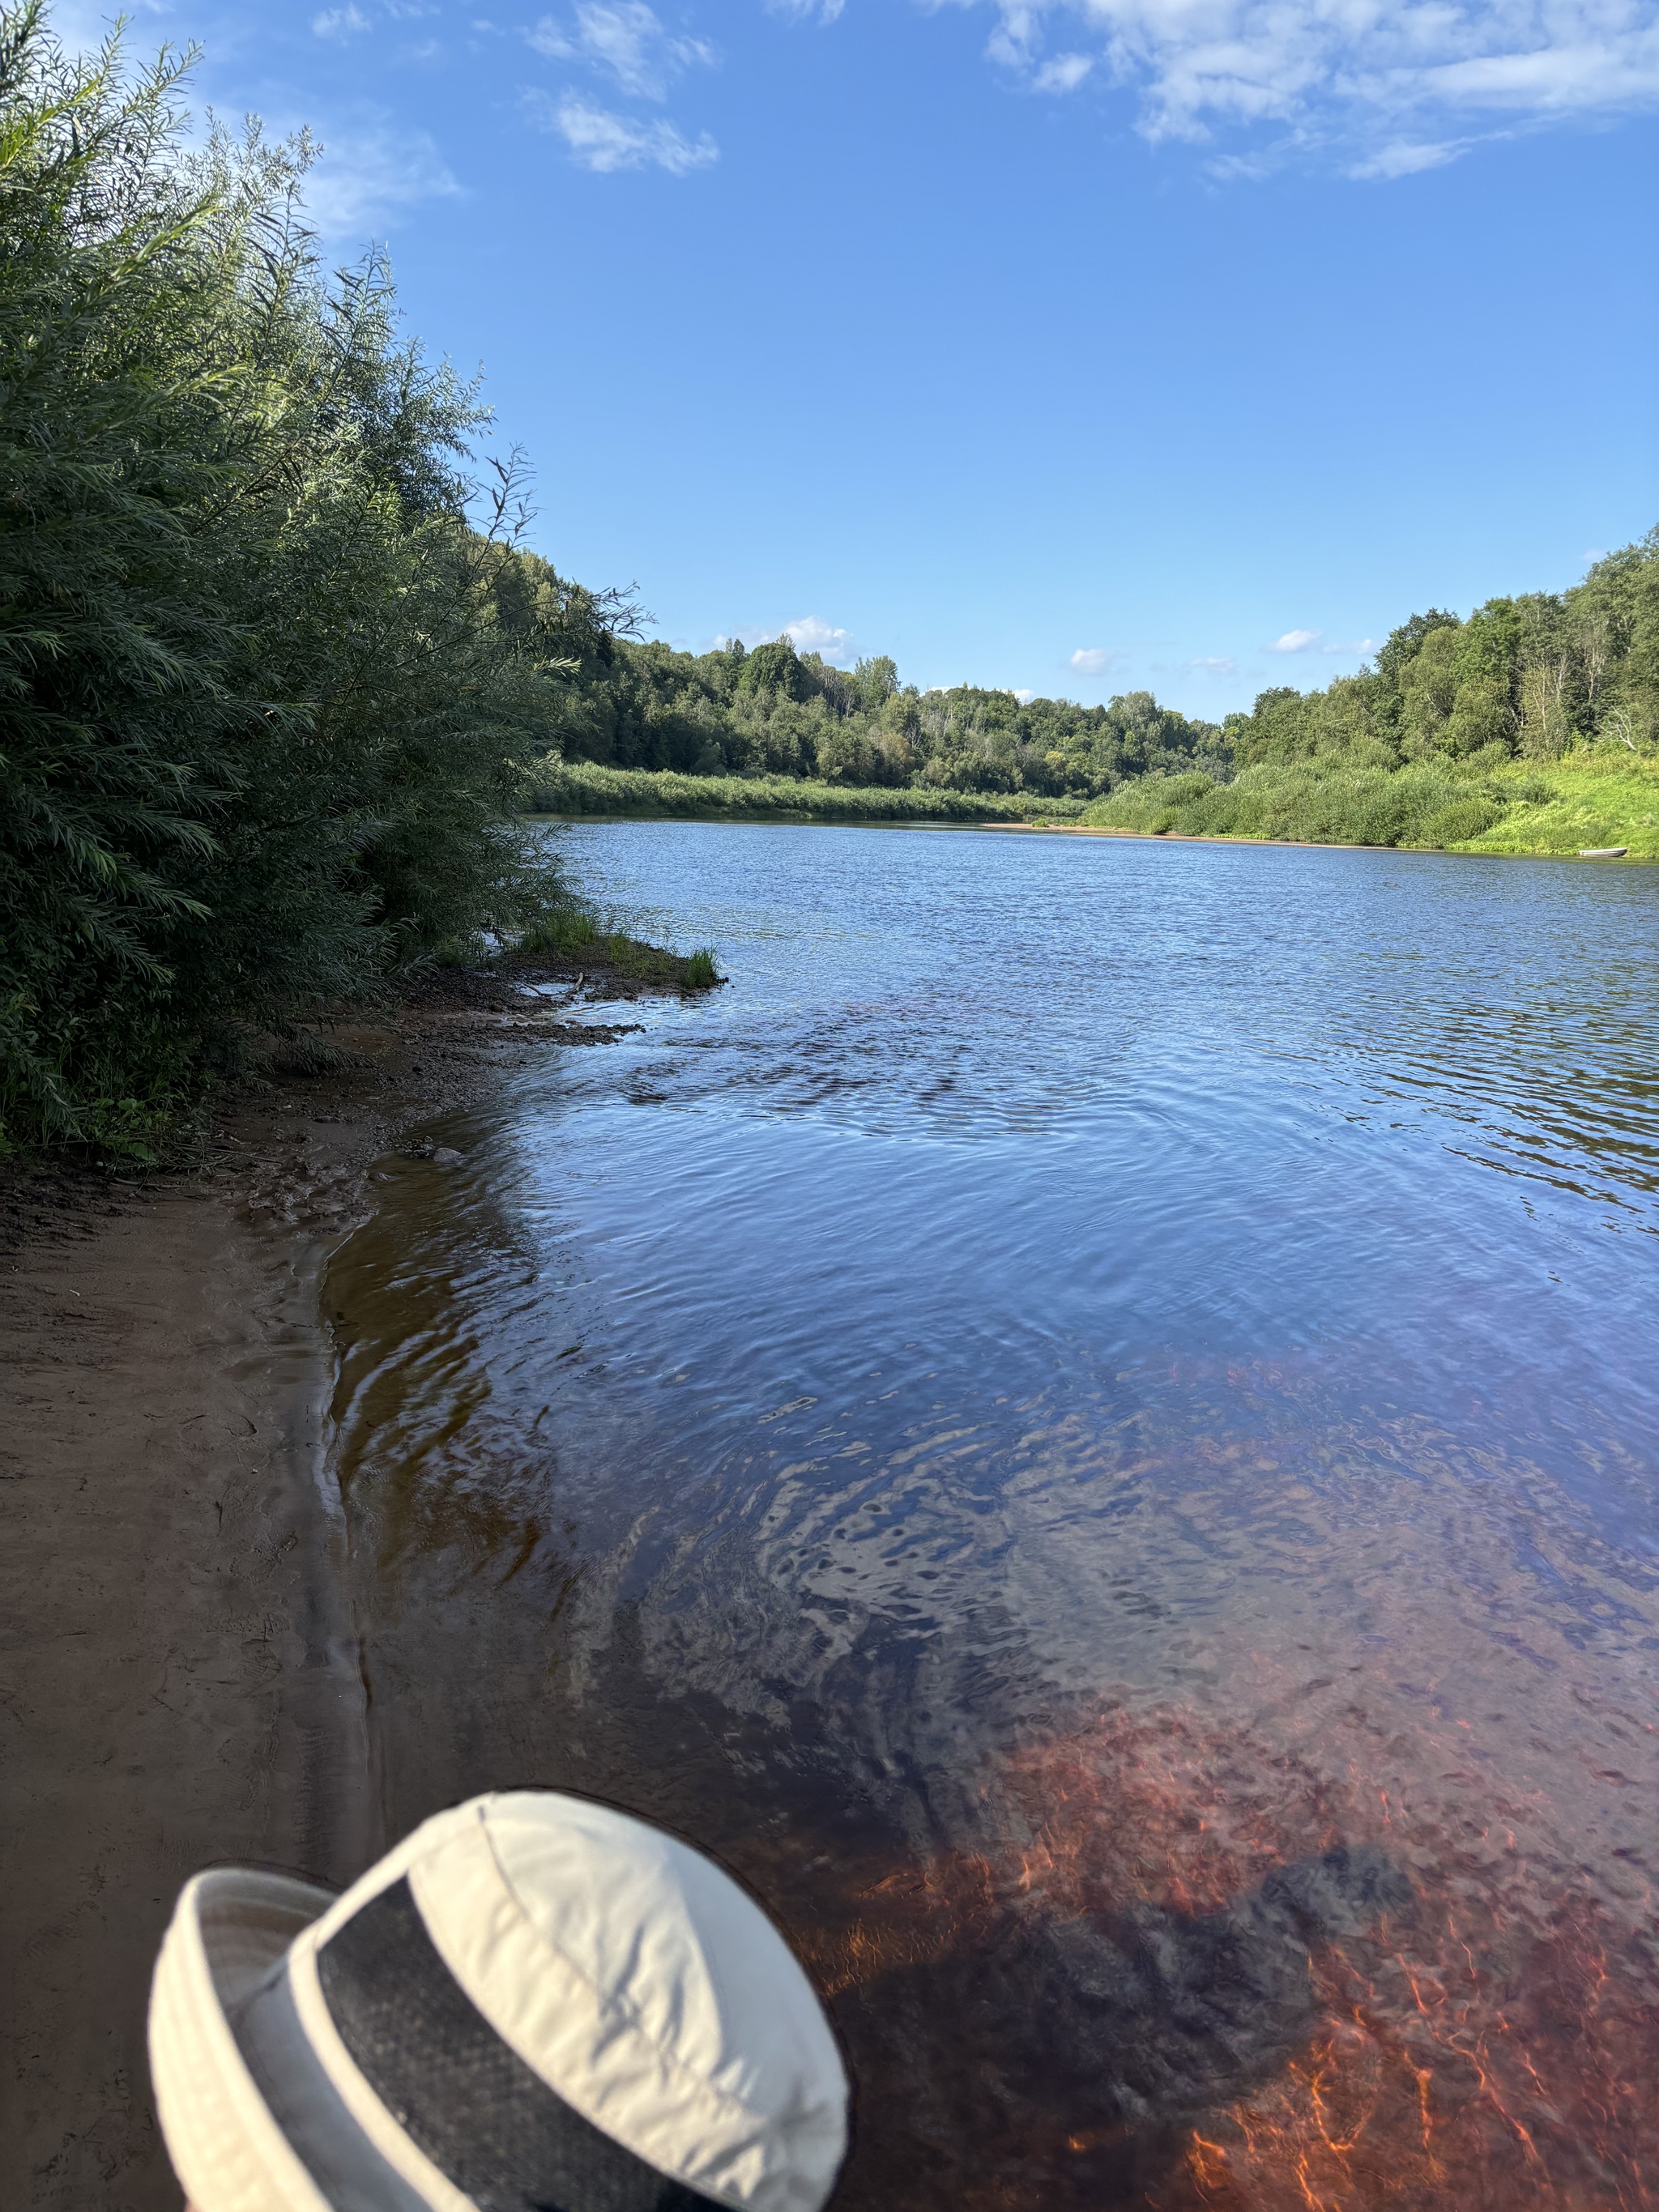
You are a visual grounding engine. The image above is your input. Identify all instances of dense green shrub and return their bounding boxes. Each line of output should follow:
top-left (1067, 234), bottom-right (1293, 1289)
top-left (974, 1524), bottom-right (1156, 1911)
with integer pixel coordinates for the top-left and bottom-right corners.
top-left (0, 4), bottom-right (574, 1154)
top-left (1418, 796), bottom-right (1504, 847)
top-left (1081, 761), bottom-right (1509, 848)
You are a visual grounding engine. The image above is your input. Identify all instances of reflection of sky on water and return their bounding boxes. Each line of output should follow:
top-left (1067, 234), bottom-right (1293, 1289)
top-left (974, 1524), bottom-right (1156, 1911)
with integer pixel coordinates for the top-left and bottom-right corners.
top-left (330, 824), bottom-right (1659, 2208)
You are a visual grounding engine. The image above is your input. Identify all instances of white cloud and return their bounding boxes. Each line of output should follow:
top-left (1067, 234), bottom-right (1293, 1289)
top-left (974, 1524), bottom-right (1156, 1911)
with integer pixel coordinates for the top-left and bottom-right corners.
top-left (1034, 51), bottom-right (1093, 90)
top-left (1321, 635), bottom-right (1379, 655)
top-left (1349, 138), bottom-right (1467, 178)
top-left (531, 93), bottom-right (718, 172)
top-left (713, 619), bottom-right (854, 663)
top-left (783, 615), bottom-right (855, 665)
top-left (1188, 655), bottom-right (1238, 675)
top-left (1014, 688), bottom-right (1037, 703)
top-left (313, 5), bottom-right (370, 36)
top-left (1070, 646), bottom-right (1113, 673)
top-left (966, 0), bottom-right (1659, 168)
top-left (767, 0), bottom-right (846, 19)
top-left (527, 3), bottom-right (714, 98)
top-left (1267, 627), bottom-right (1320, 652)
top-left (301, 122), bottom-right (461, 236)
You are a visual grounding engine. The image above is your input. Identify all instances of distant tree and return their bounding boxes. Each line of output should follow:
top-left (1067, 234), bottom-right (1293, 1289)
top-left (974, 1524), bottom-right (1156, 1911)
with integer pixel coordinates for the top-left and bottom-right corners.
top-left (738, 637), bottom-right (816, 703)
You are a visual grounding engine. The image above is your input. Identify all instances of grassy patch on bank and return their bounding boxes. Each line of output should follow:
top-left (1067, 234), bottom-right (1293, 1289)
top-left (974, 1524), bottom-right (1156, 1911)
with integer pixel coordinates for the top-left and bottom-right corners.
top-left (518, 909), bottom-right (723, 989)
top-left (1458, 760), bottom-right (1659, 857)
top-left (1078, 753), bottom-right (1659, 857)
top-left (524, 758), bottom-right (1088, 825)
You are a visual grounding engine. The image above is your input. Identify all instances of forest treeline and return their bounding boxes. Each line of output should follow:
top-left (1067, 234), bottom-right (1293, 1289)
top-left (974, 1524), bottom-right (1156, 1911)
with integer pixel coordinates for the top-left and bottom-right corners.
top-left (1075, 544), bottom-right (1659, 850)
top-left (529, 606), bottom-right (1227, 797)
top-left (1222, 547), bottom-right (1658, 773)
top-left (1, 4), bottom-right (585, 1156)
top-left (529, 533), bottom-right (1659, 803)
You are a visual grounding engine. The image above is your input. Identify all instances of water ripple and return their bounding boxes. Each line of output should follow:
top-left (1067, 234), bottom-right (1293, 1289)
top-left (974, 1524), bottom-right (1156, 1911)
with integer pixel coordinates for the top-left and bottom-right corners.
top-left (328, 825), bottom-right (1659, 2209)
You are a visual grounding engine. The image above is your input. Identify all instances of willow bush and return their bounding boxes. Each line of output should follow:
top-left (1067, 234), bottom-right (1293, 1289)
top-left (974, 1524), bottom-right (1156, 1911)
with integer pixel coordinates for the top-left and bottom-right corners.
top-left (0, 2), bottom-right (576, 1156)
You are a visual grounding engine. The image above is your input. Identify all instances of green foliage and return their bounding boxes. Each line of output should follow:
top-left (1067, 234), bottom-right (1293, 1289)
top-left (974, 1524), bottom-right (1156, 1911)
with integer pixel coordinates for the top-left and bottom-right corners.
top-left (1079, 753), bottom-right (1659, 857)
top-left (1223, 534), bottom-right (1659, 774)
top-left (1418, 795), bottom-right (1504, 846)
top-left (518, 909), bottom-right (599, 956)
top-left (591, 931), bottom-right (719, 990)
top-left (512, 908), bottom-right (719, 987)
top-left (1082, 760), bottom-right (1505, 848)
top-left (535, 618), bottom-right (1222, 799)
top-left (0, 4), bottom-right (574, 1155)
top-left (521, 530), bottom-right (1657, 852)
top-left (1459, 757), bottom-right (1659, 857)
top-left (523, 759), bottom-right (1089, 822)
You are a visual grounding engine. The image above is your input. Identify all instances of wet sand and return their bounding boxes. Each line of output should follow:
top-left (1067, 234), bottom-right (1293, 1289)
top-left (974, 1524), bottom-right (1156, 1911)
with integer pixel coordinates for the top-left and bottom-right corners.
top-left (1, 1129), bottom-right (376, 2211)
top-left (0, 957), bottom-right (659, 2211)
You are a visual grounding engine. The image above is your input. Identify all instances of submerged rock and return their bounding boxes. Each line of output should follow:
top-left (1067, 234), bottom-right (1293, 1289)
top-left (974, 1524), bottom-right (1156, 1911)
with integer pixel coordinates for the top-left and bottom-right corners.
top-left (837, 1841), bottom-right (1415, 2201)
top-left (1034, 1843), bottom-right (1414, 2125)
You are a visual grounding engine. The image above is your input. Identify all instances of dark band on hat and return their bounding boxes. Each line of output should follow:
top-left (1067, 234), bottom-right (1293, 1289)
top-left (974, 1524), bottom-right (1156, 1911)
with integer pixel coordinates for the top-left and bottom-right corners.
top-left (318, 1877), bottom-right (729, 2212)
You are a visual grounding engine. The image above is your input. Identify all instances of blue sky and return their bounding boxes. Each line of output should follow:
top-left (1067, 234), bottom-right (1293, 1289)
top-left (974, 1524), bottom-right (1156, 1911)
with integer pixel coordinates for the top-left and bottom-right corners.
top-left (61, 0), bottom-right (1659, 715)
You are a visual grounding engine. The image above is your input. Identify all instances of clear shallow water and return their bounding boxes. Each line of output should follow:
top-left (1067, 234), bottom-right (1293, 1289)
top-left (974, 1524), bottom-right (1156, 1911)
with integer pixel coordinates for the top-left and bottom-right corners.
top-left (329, 824), bottom-right (1659, 2210)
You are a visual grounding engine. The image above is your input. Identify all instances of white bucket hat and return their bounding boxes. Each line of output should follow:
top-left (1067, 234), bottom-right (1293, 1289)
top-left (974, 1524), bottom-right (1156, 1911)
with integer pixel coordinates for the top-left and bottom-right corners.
top-left (148, 1790), bottom-right (851, 2212)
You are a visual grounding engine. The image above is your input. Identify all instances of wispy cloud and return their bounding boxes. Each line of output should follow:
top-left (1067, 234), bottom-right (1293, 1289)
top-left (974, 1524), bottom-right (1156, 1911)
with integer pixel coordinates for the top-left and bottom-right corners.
top-left (529, 92), bottom-right (718, 169)
top-left (1321, 636), bottom-right (1379, 656)
top-left (1349, 138), bottom-right (1469, 179)
top-left (965, 0), bottom-right (1659, 172)
top-left (527, 2), bottom-right (714, 99)
top-left (312, 3), bottom-right (439, 37)
top-left (1266, 627), bottom-right (1320, 652)
top-left (1188, 654), bottom-right (1239, 675)
top-left (301, 121), bottom-right (461, 235)
top-left (766, 0), bottom-right (847, 19)
top-left (1070, 646), bottom-right (1113, 673)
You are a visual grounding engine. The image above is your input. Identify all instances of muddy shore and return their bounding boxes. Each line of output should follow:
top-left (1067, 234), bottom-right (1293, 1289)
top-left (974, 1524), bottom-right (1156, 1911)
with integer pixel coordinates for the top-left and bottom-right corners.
top-left (0, 952), bottom-right (672, 2212)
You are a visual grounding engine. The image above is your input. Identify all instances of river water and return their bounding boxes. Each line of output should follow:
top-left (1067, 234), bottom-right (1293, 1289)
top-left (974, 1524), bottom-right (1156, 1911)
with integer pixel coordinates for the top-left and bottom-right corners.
top-left (327, 822), bottom-right (1659, 2210)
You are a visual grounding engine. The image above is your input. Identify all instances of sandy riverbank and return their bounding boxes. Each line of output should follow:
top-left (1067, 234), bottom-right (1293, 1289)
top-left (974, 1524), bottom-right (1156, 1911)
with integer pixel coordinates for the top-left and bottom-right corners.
top-left (0, 952), bottom-right (665, 2210)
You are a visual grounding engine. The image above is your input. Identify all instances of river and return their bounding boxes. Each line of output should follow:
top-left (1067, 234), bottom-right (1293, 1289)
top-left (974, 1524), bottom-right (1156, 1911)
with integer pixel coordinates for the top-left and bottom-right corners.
top-left (326, 821), bottom-right (1658, 2210)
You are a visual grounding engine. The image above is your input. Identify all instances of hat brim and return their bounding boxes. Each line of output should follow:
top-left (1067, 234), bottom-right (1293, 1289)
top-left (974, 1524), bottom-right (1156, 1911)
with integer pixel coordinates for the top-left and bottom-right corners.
top-left (149, 1868), bottom-right (341, 2212)
top-left (151, 1866), bottom-right (453, 2212)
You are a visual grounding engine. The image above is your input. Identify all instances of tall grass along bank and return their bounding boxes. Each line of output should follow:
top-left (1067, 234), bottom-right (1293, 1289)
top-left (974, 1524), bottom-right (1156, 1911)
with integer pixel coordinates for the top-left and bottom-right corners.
top-left (524, 759), bottom-right (1088, 825)
top-left (1078, 756), bottom-right (1659, 858)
